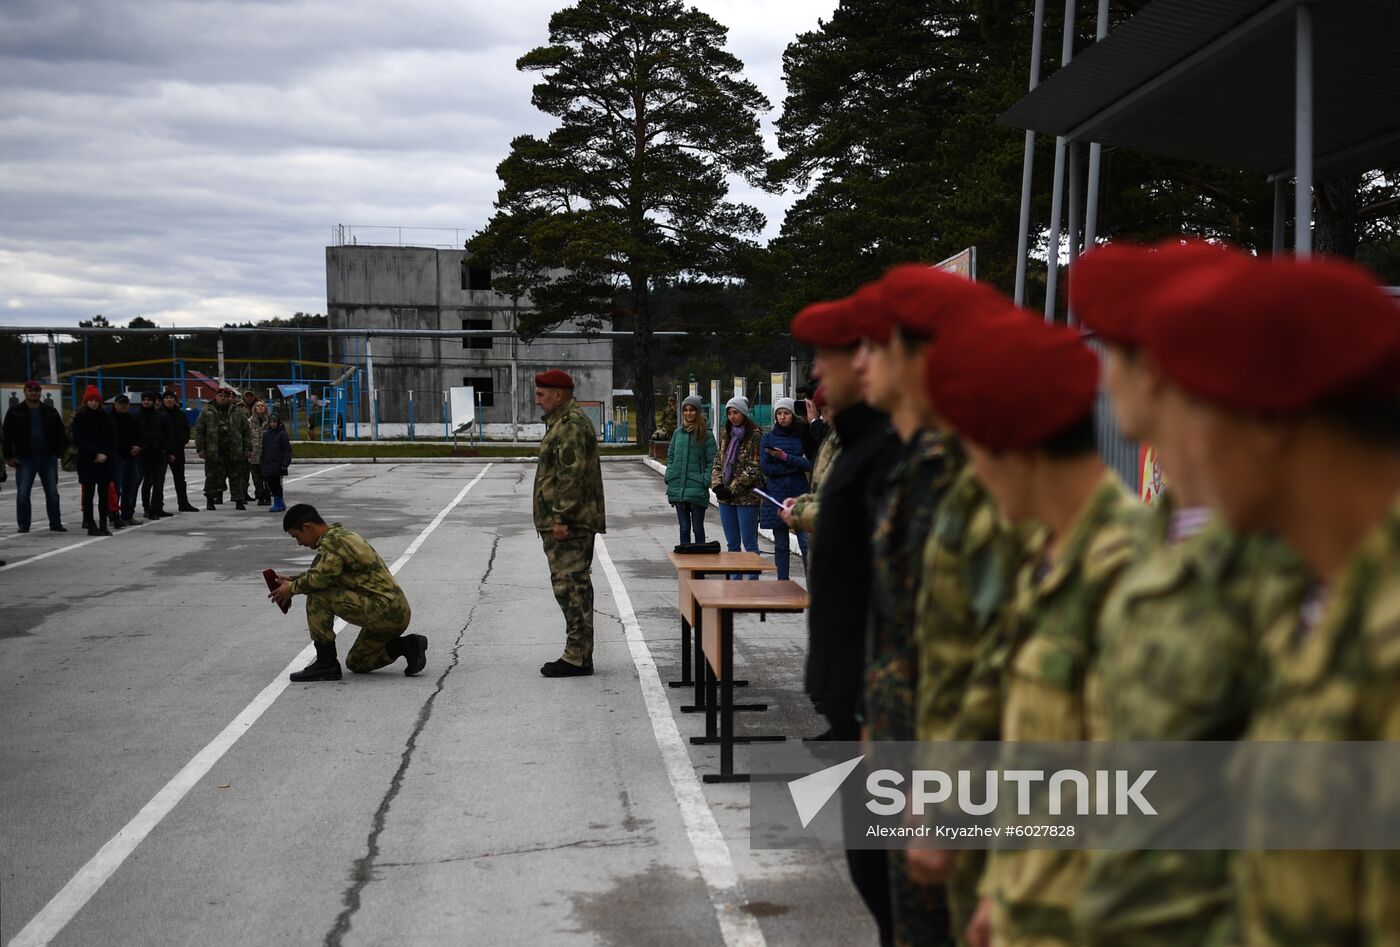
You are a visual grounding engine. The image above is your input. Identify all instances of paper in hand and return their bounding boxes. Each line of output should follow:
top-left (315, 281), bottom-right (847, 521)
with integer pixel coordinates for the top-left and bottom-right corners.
top-left (263, 568), bottom-right (291, 614)
top-left (752, 487), bottom-right (784, 507)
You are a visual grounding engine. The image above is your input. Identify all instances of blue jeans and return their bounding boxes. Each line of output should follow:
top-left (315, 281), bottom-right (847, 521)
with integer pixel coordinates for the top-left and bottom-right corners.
top-left (15, 455), bottom-right (62, 530)
top-left (114, 458), bottom-right (141, 520)
top-left (675, 502), bottom-right (707, 544)
top-left (717, 502), bottom-right (759, 579)
top-left (771, 525), bottom-right (810, 581)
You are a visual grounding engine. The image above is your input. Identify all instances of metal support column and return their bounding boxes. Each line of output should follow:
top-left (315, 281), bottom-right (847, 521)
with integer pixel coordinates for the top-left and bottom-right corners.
top-left (1273, 176), bottom-right (1288, 254)
top-left (1294, 1), bottom-right (1314, 257)
top-left (1043, 0), bottom-right (1078, 322)
top-left (1065, 142), bottom-right (1083, 326)
top-left (1083, 0), bottom-right (1111, 251)
top-left (1014, 0), bottom-right (1048, 306)
top-left (216, 333), bottom-right (226, 382)
top-left (364, 335), bottom-right (378, 442)
top-left (46, 335), bottom-right (59, 383)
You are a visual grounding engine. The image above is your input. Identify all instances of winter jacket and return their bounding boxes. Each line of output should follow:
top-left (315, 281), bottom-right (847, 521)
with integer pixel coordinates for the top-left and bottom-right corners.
top-left (260, 424), bottom-right (292, 477)
top-left (2, 400), bottom-right (67, 461)
top-left (758, 423), bottom-right (812, 529)
top-left (665, 427), bottom-right (718, 507)
top-left (110, 409), bottom-right (140, 460)
top-left (71, 408), bottom-right (118, 484)
top-left (249, 414), bottom-right (268, 459)
top-left (533, 399), bottom-right (607, 533)
top-left (710, 424), bottom-right (764, 507)
top-left (163, 404), bottom-right (191, 451)
top-left (134, 405), bottom-right (173, 455)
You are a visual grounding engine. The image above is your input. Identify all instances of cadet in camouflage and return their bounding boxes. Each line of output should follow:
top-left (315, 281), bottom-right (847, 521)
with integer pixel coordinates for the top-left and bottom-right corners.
top-left (1129, 251), bottom-right (1400, 947)
top-left (786, 423), bottom-right (839, 537)
top-left (229, 390), bottom-right (257, 503)
top-left (272, 503), bottom-right (426, 682)
top-left (533, 370), bottom-right (606, 677)
top-left (193, 388), bottom-right (251, 509)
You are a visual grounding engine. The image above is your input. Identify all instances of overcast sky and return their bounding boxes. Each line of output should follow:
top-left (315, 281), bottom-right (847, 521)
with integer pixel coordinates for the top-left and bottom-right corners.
top-left (0, 0), bottom-right (833, 330)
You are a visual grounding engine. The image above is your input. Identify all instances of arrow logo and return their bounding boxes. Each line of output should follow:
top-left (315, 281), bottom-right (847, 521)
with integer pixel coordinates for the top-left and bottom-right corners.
top-left (787, 755), bottom-right (865, 828)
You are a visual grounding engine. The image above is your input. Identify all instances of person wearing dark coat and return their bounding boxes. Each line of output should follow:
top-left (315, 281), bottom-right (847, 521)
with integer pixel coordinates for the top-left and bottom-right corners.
top-left (259, 413), bottom-right (292, 513)
top-left (758, 398), bottom-right (812, 580)
top-left (162, 390), bottom-right (198, 512)
top-left (110, 395), bottom-right (141, 528)
top-left (71, 385), bottom-right (117, 536)
top-left (2, 379), bottom-right (68, 532)
top-left (134, 391), bottom-right (174, 519)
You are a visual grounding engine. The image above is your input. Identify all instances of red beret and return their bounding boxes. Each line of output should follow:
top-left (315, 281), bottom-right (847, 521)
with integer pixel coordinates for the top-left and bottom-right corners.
top-left (1141, 256), bottom-right (1400, 413)
top-left (791, 297), bottom-right (864, 349)
top-left (876, 264), bottom-right (1008, 340)
top-left (82, 385), bottom-right (103, 403)
top-left (1070, 239), bottom-right (1243, 347)
top-left (926, 309), bottom-right (1100, 451)
top-left (849, 280), bottom-right (894, 345)
top-left (534, 369), bottom-right (575, 389)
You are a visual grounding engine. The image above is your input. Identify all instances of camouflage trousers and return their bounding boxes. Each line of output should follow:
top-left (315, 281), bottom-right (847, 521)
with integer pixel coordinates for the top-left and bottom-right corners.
top-left (541, 530), bottom-right (595, 666)
top-left (306, 588), bottom-right (412, 673)
top-left (887, 849), bottom-right (954, 947)
top-left (230, 457), bottom-right (250, 501)
top-left (202, 454), bottom-right (237, 501)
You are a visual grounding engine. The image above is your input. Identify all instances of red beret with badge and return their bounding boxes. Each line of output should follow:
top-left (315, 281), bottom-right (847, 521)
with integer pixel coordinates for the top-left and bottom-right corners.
top-left (534, 369), bottom-right (575, 390)
top-left (926, 309), bottom-right (1099, 451)
top-left (1141, 255), bottom-right (1400, 413)
top-left (1070, 239), bottom-right (1243, 348)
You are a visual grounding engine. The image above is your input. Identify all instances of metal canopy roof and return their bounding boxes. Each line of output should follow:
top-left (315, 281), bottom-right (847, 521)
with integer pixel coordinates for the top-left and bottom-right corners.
top-left (999, 0), bottom-right (1400, 177)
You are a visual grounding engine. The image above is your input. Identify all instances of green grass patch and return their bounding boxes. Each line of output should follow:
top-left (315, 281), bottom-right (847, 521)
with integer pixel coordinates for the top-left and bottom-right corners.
top-left (289, 441), bottom-right (647, 459)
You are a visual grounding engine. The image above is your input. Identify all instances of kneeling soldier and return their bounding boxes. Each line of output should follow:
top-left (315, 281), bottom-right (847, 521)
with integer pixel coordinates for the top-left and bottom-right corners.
top-left (269, 503), bottom-right (427, 682)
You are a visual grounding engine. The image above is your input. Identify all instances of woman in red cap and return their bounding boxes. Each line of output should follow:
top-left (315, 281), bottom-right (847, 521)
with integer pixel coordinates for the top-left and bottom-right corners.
top-left (70, 385), bottom-right (118, 536)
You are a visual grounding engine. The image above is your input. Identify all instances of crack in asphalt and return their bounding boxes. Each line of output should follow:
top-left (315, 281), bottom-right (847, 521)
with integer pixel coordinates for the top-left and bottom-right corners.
top-left (323, 531), bottom-right (501, 947)
top-left (375, 835), bottom-right (650, 869)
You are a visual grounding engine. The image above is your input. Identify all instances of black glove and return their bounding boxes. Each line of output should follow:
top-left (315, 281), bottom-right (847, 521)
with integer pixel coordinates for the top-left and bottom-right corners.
top-left (281, 467), bottom-right (290, 477)
top-left (713, 484), bottom-right (733, 502)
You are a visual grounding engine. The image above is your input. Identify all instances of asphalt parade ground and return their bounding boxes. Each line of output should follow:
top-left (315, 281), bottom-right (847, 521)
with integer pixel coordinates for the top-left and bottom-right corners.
top-left (0, 460), bottom-right (874, 947)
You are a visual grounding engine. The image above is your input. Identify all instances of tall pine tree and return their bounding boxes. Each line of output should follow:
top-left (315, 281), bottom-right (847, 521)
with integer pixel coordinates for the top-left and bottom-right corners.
top-left (469, 0), bottom-right (773, 435)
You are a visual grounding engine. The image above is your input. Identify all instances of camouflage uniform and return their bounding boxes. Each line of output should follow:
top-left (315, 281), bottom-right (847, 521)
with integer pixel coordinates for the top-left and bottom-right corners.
top-left (289, 522), bottom-right (412, 672)
top-left (866, 430), bottom-right (964, 947)
top-left (913, 467), bottom-right (1028, 945)
top-left (789, 426), bottom-right (841, 537)
top-left (1078, 498), bottom-right (1307, 947)
top-left (230, 399), bottom-right (254, 501)
top-left (248, 412), bottom-right (269, 502)
top-left (987, 473), bottom-right (1147, 947)
top-left (1236, 495), bottom-right (1400, 947)
top-left (534, 397), bottom-right (607, 667)
top-left (193, 401), bottom-right (251, 502)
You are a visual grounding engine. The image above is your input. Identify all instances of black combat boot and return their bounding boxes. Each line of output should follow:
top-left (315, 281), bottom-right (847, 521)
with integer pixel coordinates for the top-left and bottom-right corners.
top-left (389, 634), bottom-right (428, 677)
top-left (206, 497), bottom-right (217, 511)
top-left (540, 657), bottom-right (593, 678)
top-left (234, 499), bottom-right (246, 510)
top-left (178, 502), bottom-right (199, 512)
top-left (289, 641), bottom-right (342, 682)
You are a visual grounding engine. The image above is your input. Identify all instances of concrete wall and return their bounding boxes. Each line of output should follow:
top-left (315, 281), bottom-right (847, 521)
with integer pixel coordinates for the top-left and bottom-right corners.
top-left (326, 245), bottom-right (614, 432)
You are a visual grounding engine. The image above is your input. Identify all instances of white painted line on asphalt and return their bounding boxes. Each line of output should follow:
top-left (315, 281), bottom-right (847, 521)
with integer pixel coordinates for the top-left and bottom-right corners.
top-left (0, 465), bottom-right (352, 573)
top-left (596, 537), bottom-right (768, 947)
top-left (284, 463), bottom-right (349, 483)
top-left (7, 463), bottom-right (495, 947)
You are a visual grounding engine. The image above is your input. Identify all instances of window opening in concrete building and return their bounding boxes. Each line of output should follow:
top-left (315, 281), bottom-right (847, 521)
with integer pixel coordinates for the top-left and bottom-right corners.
top-left (462, 259), bottom-right (492, 291)
top-left (462, 317), bottom-right (493, 350)
top-left (463, 374), bottom-right (495, 407)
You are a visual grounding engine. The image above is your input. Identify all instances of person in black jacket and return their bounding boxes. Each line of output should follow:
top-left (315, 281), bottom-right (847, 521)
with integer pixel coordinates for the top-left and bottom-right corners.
top-left (134, 391), bottom-right (173, 519)
top-left (260, 413), bottom-right (292, 513)
top-left (2, 380), bottom-right (68, 532)
top-left (71, 385), bottom-right (117, 536)
top-left (792, 296), bottom-right (899, 947)
top-left (110, 395), bottom-right (141, 528)
top-left (162, 390), bottom-right (198, 512)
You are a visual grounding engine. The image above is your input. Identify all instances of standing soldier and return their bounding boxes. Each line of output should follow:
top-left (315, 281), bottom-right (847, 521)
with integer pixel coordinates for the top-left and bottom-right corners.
top-left (927, 314), bottom-right (1148, 947)
top-left (162, 390), bottom-right (199, 512)
top-left (855, 265), bottom-right (1009, 947)
top-left (230, 389), bottom-right (258, 504)
top-left (1134, 254), bottom-right (1400, 947)
top-left (533, 369), bottom-right (606, 678)
top-left (268, 503), bottom-right (427, 682)
top-left (194, 388), bottom-right (251, 510)
top-left (1069, 241), bottom-right (1307, 947)
top-left (791, 295), bottom-right (899, 944)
